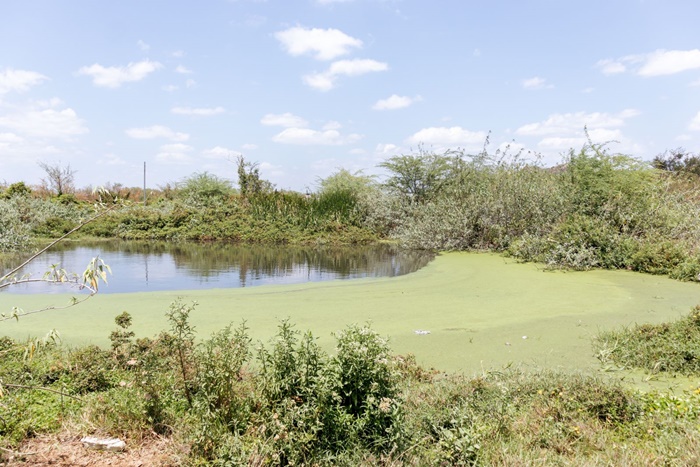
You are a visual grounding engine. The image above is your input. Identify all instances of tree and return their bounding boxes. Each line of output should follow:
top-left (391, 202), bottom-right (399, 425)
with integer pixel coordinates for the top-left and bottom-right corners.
top-left (38, 160), bottom-right (76, 196)
top-left (1, 181), bottom-right (32, 199)
top-left (236, 156), bottom-right (274, 197)
top-left (317, 168), bottom-right (376, 197)
top-left (652, 148), bottom-right (700, 177)
top-left (378, 150), bottom-right (458, 204)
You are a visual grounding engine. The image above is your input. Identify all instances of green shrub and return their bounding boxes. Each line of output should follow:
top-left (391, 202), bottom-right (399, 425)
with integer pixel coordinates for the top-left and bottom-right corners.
top-left (595, 305), bottom-right (700, 374)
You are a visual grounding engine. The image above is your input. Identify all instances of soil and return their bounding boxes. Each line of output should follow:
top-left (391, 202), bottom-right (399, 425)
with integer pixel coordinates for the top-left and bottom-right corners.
top-left (3, 433), bottom-right (182, 467)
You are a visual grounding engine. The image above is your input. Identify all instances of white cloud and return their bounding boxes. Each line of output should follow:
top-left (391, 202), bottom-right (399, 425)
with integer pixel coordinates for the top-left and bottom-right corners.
top-left (185, 79), bottom-right (196, 88)
top-left (201, 146), bottom-right (240, 159)
top-left (522, 76), bottom-right (553, 90)
top-left (303, 59), bottom-right (389, 91)
top-left (516, 109), bottom-right (640, 136)
top-left (0, 132), bottom-right (23, 143)
top-left (322, 120), bottom-right (341, 130)
top-left (137, 40), bottom-right (150, 51)
top-left (125, 125), bottom-right (189, 142)
top-left (372, 94), bottom-right (421, 110)
top-left (375, 143), bottom-right (402, 156)
top-left (241, 143), bottom-right (258, 150)
top-left (689, 112), bottom-right (700, 131)
top-left (639, 49), bottom-right (700, 76)
top-left (515, 109), bottom-right (642, 155)
top-left (78, 60), bottom-right (162, 88)
top-left (99, 153), bottom-right (127, 166)
top-left (0, 69), bottom-right (49, 94)
top-left (597, 49), bottom-right (700, 77)
top-left (275, 27), bottom-right (362, 61)
top-left (0, 101), bottom-right (88, 140)
top-left (162, 84), bottom-right (179, 92)
top-left (595, 58), bottom-right (629, 75)
top-left (260, 112), bottom-right (308, 127)
top-left (171, 106), bottom-right (225, 116)
top-left (406, 126), bottom-right (487, 147)
top-left (175, 65), bottom-right (193, 74)
top-left (156, 143), bottom-right (193, 164)
top-left (272, 127), bottom-right (361, 145)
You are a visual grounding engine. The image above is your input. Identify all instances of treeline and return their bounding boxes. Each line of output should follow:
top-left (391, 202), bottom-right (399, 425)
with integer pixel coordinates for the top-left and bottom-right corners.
top-left (2, 145), bottom-right (700, 279)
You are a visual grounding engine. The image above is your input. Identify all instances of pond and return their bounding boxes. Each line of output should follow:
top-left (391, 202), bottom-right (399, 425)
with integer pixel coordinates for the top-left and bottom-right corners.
top-left (1, 240), bottom-right (435, 294)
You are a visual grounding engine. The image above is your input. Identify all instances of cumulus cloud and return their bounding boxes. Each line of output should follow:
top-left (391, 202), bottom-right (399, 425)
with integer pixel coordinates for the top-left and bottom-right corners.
top-left (639, 49), bottom-right (700, 76)
top-left (171, 106), bottom-right (225, 116)
top-left (99, 153), bottom-right (127, 166)
top-left (0, 100), bottom-right (88, 140)
top-left (261, 112), bottom-right (308, 127)
top-left (200, 146), bottom-right (241, 159)
top-left (689, 111), bottom-right (700, 131)
top-left (275, 27), bottom-right (362, 61)
top-left (406, 126), bottom-right (487, 147)
top-left (372, 94), bottom-right (422, 110)
top-left (175, 65), bottom-right (193, 74)
top-left (522, 76), bottom-right (553, 90)
top-left (78, 60), bottom-right (162, 88)
top-left (272, 127), bottom-right (361, 145)
top-left (156, 143), bottom-right (193, 164)
top-left (516, 109), bottom-right (641, 153)
top-left (0, 69), bottom-right (49, 94)
top-left (596, 49), bottom-right (700, 77)
top-left (516, 109), bottom-right (640, 137)
top-left (125, 125), bottom-right (189, 142)
top-left (303, 59), bottom-right (388, 91)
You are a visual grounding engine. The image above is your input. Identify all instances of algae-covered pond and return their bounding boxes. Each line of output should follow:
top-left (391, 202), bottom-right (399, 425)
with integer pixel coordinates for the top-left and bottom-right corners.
top-left (2, 252), bottom-right (699, 382)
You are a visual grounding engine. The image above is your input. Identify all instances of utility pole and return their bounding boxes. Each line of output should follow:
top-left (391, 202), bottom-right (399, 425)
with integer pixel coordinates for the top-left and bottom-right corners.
top-left (143, 161), bottom-right (147, 205)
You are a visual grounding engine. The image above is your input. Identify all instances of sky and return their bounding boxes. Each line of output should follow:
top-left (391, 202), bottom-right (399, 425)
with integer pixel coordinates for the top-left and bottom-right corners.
top-left (1, 0), bottom-right (699, 192)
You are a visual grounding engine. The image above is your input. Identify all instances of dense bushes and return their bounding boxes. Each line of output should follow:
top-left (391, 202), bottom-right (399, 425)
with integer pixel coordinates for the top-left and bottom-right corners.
top-left (381, 144), bottom-right (700, 280)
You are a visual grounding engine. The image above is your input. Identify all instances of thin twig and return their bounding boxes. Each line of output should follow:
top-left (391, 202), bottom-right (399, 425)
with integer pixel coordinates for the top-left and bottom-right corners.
top-left (0, 204), bottom-right (119, 283)
top-left (0, 293), bottom-right (95, 322)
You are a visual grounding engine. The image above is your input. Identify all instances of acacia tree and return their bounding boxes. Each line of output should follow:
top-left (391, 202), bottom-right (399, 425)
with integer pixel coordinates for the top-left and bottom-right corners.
top-left (38, 160), bottom-right (76, 196)
top-left (379, 151), bottom-right (459, 204)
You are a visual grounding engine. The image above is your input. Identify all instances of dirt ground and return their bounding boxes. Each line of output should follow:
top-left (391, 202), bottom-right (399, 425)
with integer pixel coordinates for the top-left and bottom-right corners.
top-left (3, 434), bottom-right (182, 467)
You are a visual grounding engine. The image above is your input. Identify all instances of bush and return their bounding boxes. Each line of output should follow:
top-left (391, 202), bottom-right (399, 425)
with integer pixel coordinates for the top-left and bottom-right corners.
top-left (595, 305), bottom-right (700, 374)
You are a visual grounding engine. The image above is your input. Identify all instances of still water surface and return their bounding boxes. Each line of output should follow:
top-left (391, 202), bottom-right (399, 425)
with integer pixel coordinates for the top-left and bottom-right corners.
top-left (2, 240), bottom-right (434, 294)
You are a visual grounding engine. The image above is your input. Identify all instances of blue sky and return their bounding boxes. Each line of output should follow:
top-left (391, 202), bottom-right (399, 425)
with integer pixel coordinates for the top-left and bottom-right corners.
top-left (1, 0), bottom-right (699, 192)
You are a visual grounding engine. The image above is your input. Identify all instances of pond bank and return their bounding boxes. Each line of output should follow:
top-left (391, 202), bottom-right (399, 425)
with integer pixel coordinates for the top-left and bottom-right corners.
top-left (3, 252), bottom-right (699, 383)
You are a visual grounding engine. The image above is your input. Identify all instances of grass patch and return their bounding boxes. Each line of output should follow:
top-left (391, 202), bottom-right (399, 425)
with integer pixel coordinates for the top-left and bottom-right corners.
top-left (595, 305), bottom-right (700, 375)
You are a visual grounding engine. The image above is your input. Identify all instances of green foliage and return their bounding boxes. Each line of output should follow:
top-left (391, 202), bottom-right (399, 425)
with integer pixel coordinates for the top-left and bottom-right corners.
top-left (1, 182), bottom-right (31, 199)
top-left (379, 149), bottom-right (459, 204)
top-left (653, 147), bottom-right (700, 177)
top-left (237, 156), bottom-right (274, 198)
top-left (178, 172), bottom-right (233, 208)
top-left (595, 305), bottom-right (700, 374)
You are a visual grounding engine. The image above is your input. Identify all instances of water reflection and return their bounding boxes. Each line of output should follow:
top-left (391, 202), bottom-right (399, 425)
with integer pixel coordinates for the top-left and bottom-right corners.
top-left (1, 240), bottom-right (434, 294)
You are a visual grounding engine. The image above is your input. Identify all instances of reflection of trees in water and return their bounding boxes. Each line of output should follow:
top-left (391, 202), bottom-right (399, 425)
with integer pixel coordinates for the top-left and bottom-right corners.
top-left (164, 243), bottom-right (434, 284)
top-left (4, 240), bottom-right (434, 287)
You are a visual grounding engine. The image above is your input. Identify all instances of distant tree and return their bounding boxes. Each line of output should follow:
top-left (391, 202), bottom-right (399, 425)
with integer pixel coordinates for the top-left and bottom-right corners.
top-left (652, 148), bottom-right (700, 176)
top-left (236, 156), bottom-right (274, 197)
top-left (178, 172), bottom-right (233, 207)
top-left (379, 150), bottom-right (459, 204)
top-left (38, 161), bottom-right (76, 196)
top-left (317, 168), bottom-right (376, 197)
top-left (1, 181), bottom-right (32, 199)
